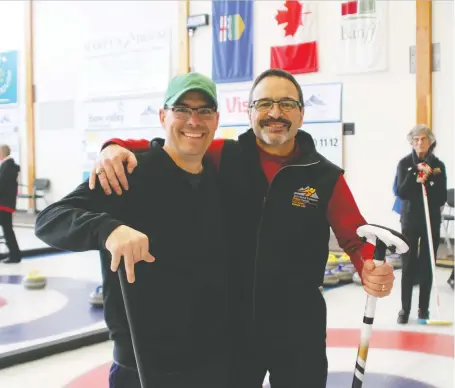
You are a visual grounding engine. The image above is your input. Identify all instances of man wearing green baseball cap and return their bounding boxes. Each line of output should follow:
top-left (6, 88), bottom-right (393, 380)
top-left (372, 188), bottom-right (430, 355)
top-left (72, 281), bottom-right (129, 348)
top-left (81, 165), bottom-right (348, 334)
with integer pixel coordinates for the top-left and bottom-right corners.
top-left (160, 72), bottom-right (219, 164)
top-left (164, 72), bottom-right (218, 108)
top-left (35, 72), bottom-right (231, 388)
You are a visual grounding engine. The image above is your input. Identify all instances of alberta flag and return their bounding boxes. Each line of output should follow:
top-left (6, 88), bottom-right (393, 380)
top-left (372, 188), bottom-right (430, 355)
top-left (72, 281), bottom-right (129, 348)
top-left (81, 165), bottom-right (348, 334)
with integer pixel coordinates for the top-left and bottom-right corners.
top-left (212, 0), bottom-right (253, 83)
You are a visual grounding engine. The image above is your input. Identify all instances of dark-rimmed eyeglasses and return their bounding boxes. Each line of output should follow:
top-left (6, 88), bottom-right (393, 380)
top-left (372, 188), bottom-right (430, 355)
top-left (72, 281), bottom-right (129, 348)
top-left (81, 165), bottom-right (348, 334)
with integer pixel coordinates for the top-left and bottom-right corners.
top-left (250, 98), bottom-right (302, 112)
top-left (165, 105), bottom-right (217, 121)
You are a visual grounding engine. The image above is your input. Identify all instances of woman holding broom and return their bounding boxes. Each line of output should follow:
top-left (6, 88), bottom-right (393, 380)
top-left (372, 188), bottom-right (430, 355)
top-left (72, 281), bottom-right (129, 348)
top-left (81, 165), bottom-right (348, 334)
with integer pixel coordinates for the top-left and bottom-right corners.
top-left (395, 124), bottom-right (447, 324)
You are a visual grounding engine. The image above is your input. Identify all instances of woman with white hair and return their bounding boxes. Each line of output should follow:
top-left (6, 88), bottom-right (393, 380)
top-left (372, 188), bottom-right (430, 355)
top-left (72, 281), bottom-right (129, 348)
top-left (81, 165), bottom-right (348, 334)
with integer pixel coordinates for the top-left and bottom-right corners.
top-left (395, 124), bottom-right (447, 324)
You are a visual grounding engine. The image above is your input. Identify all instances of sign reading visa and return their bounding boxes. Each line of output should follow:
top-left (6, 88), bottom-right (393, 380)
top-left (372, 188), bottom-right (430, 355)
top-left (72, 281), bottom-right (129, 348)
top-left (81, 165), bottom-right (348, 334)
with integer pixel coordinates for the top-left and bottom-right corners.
top-left (217, 88), bottom-right (250, 126)
top-left (0, 51), bottom-right (18, 105)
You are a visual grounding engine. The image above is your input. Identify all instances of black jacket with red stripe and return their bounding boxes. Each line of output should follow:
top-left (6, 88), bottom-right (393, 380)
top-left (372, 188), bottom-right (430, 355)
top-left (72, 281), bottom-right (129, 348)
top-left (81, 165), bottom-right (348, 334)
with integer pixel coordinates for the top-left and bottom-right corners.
top-left (0, 158), bottom-right (20, 212)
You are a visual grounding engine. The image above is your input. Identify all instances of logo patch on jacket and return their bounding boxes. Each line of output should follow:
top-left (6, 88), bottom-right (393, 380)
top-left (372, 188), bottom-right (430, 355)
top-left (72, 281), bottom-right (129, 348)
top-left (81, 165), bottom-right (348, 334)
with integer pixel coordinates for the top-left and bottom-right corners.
top-left (433, 167), bottom-right (441, 175)
top-left (291, 186), bottom-right (319, 208)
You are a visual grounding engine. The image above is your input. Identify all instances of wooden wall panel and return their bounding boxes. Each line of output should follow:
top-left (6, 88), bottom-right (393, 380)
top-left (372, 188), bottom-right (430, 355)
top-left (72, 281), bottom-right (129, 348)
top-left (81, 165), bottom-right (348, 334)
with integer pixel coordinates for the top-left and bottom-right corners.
top-left (25, 0), bottom-right (36, 210)
top-left (178, 0), bottom-right (190, 74)
top-left (416, 0), bottom-right (432, 127)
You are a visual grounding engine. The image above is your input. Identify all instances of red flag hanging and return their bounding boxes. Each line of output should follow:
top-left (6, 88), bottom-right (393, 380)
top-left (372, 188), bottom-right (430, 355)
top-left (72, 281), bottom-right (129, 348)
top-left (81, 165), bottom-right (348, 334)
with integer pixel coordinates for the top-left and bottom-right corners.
top-left (270, 1), bottom-right (318, 74)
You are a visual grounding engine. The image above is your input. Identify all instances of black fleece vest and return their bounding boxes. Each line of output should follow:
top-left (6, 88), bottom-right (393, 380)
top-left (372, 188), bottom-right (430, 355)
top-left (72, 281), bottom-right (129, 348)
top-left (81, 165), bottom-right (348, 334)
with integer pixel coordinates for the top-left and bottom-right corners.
top-left (218, 129), bottom-right (342, 345)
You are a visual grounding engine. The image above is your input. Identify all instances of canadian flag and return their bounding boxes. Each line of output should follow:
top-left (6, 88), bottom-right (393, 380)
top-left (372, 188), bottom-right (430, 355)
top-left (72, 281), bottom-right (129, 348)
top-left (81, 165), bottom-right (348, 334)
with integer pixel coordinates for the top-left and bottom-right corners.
top-left (270, 1), bottom-right (318, 74)
top-left (341, 0), bottom-right (358, 16)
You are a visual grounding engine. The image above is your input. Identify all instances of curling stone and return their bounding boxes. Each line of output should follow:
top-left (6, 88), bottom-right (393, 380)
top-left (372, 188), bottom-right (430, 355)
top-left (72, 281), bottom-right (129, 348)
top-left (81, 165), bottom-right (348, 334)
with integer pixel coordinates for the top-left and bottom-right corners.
top-left (352, 271), bottom-right (363, 285)
top-left (338, 253), bottom-right (351, 264)
top-left (22, 270), bottom-right (47, 290)
top-left (89, 285), bottom-right (103, 307)
top-left (323, 269), bottom-right (340, 286)
top-left (326, 254), bottom-right (339, 270)
top-left (386, 253), bottom-right (402, 269)
top-left (333, 263), bottom-right (356, 282)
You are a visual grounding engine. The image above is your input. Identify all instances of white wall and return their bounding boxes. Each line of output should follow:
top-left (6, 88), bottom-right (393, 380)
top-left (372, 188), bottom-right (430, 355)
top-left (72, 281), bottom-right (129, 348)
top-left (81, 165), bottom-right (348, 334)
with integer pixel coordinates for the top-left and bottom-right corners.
top-left (6, 0), bottom-right (451, 238)
top-left (189, 0), bottom-right (454, 235)
top-left (432, 1), bottom-right (454, 188)
top-left (33, 0), bottom-right (85, 209)
top-left (433, 1), bottom-right (454, 239)
top-left (0, 1), bottom-right (28, 194)
top-left (32, 0), bottom-right (180, 206)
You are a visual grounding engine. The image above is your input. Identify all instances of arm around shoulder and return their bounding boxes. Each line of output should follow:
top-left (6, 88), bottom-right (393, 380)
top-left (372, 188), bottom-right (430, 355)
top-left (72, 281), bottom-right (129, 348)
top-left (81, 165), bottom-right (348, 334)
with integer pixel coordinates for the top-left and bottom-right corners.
top-left (35, 180), bottom-right (126, 252)
top-left (102, 138), bottom-right (151, 152)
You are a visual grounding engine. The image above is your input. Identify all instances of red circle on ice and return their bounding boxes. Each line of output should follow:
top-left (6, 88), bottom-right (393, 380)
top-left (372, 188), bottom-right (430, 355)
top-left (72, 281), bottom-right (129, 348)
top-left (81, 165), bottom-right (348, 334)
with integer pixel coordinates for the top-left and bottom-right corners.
top-left (64, 329), bottom-right (453, 388)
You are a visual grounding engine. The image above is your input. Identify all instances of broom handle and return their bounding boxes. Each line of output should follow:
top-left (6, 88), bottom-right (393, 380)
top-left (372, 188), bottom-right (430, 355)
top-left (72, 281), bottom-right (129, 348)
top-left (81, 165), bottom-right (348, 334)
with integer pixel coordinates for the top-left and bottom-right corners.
top-left (352, 282), bottom-right (378, 388)
top-left (352, 252), bottom-right (385, 388)
top-left (118, 264), bottom-right (147, 388)
top-left (421, 183), bottom-right (441, 320)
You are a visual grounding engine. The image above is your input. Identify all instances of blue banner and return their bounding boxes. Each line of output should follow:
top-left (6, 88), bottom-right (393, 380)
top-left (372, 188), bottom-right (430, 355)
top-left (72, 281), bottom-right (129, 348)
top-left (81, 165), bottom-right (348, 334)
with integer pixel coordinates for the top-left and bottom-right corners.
top-left (0, 51), bottom-right (18, 105)
top-left (212, 0), bottom-right (253, 84)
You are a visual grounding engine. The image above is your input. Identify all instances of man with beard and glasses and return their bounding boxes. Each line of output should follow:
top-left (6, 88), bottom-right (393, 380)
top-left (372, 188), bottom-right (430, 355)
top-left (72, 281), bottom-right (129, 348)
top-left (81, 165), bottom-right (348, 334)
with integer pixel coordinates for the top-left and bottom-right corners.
top-left (35, 73), bottom-right (231, 388)
top-left (88, 69), bottom-right (395, 388)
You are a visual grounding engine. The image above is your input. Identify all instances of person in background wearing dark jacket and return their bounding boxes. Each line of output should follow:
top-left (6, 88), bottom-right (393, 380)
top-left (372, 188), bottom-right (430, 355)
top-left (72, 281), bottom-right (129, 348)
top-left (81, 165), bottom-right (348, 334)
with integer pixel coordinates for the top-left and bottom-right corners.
top-left (396, 124), bottom-right (447, 324)
top-left (88, 69), bottom-right (396, 388)
top-left (0, 144), bottom-right (22, 264)
top-left (35, 73), bottom-right (231, 388)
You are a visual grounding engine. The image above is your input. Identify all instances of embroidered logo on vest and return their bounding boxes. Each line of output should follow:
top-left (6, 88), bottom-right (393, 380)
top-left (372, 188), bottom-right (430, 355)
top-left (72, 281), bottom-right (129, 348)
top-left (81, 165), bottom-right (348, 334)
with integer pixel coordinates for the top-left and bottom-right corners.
top-left (291, 186), bottom-right (319, 208)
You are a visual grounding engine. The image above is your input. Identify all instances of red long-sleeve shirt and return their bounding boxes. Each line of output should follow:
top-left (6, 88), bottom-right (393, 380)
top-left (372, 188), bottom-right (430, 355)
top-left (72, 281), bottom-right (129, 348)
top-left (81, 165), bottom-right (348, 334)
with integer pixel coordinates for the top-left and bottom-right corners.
top-left (105, 138), bottom-right (373, 276)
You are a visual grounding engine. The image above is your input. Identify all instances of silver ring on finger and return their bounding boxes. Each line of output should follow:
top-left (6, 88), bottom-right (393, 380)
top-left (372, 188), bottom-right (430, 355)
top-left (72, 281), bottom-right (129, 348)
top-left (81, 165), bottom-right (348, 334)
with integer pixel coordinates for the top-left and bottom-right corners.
top-left (96, 167), bottom-right (105, 176)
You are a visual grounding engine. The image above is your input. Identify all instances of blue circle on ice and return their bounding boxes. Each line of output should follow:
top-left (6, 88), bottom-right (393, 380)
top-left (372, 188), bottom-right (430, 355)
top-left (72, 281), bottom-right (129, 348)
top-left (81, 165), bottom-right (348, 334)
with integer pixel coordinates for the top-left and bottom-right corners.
top-left (0, 275), bottom-right (104, 344)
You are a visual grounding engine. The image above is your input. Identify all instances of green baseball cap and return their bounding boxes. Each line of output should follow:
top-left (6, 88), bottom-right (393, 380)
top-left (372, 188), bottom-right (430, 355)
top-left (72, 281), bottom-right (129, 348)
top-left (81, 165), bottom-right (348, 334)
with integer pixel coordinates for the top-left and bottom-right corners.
top-left (164, 72), bottom-right (218, 109)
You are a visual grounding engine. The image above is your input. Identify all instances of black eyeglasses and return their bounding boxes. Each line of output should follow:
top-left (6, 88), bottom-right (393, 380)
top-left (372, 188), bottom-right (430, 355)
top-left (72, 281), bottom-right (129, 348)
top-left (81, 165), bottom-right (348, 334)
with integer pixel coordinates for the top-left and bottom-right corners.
top-left (166, 105), bottom-right (217, 121)
top-left (250, 99), bottom-right (302, 112)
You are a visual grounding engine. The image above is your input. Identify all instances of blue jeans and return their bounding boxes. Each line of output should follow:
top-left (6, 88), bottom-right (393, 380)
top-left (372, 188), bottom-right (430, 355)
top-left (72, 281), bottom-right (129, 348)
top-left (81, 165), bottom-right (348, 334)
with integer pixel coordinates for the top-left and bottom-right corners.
top-left (109, 355), bottom-right (229, 388)
top-left (109, 362), bottom-right (141, 388)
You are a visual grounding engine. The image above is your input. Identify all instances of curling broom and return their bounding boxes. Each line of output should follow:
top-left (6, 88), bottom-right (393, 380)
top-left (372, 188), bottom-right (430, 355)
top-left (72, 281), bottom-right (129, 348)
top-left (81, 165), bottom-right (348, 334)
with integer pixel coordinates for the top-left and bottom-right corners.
top-left (352, 224), bottom-right (410, 388)
top-left (418, 176), bottom-right (452, 326)
top-left (118, 263), bottom-right (148, 387)
top-left (351, 237), bottom-right (385, 388)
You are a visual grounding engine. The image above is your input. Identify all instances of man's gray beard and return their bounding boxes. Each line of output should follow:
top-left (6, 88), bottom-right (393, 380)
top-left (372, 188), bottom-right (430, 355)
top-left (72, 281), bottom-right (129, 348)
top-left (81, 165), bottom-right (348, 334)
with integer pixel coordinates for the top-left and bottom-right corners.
top-left (261, 130), bottom-right (290, 146)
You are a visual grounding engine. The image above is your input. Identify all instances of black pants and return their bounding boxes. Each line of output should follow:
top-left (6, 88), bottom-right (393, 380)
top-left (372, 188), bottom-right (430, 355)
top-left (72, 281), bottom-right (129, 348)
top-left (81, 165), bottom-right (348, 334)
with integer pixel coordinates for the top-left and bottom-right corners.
top-left (230, 335), bottom-right (327, 388)
top-left (0, 211), bottom-right (21, 260)
top-left (109, 355), bottom-right (229, 388)
top-left (401, 223), bottom-right (440, 313)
